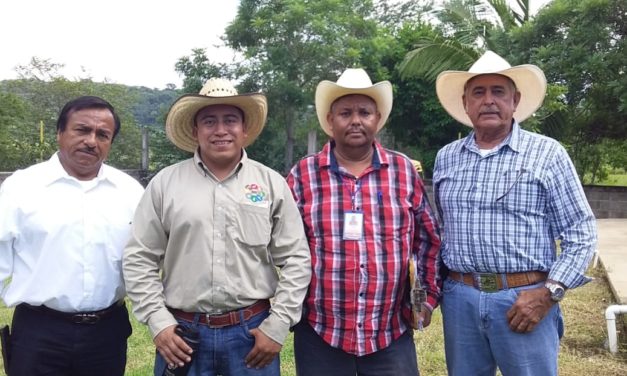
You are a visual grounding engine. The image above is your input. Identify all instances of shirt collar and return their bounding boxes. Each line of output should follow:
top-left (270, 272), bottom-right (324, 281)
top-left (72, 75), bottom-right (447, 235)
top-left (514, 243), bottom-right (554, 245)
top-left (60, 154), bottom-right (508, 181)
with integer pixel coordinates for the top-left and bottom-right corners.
top-left (43, 152), bottom-right (112, 187)
top-left (194, 148), bottom-right (247, 178)
top-left (321, 140), bottom-right (387, 172)
top-left (462, 121), bottom-right (522, 154)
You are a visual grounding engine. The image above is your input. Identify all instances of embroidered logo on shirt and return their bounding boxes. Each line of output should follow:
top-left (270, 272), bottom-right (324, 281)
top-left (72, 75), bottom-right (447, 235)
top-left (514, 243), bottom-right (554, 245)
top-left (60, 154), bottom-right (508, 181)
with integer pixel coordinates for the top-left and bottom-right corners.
top-left (245, 183), bottom-right (267, 203)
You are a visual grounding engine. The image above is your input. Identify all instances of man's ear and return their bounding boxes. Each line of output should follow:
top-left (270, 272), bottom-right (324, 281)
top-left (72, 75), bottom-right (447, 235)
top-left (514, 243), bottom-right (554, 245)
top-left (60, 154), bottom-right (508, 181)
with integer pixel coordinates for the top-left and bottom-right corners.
top-left (513, 91), bottom-right (522, 109)
top-left (326, 112), bottom-right (334, 131)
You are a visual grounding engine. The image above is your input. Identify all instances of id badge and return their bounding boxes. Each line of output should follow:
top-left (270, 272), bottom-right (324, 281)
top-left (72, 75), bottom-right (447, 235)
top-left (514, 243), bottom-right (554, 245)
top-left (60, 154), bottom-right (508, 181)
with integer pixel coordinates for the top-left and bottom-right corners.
top-left (343, 211), bottom-right (364, 240)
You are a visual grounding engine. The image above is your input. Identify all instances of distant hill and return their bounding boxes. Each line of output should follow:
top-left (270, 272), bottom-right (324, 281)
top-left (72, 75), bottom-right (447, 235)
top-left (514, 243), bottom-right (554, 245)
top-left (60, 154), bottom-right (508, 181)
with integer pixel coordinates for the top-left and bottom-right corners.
top-left (0, 79), bottom-right (180, 128)
top-left (125, 85), bottom-right (179, 127)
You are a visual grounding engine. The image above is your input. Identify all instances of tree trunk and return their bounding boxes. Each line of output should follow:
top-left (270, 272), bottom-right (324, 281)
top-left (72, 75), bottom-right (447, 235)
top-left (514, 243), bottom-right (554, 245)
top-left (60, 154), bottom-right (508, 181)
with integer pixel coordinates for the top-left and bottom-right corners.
top-left (284, 109), bottom-right (295, 174)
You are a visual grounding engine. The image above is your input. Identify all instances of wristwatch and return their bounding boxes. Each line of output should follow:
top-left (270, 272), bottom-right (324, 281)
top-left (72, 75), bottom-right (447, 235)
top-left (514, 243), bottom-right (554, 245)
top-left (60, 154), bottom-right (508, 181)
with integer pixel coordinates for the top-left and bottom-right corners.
top-left (545, 281), bottom-right (566, 302)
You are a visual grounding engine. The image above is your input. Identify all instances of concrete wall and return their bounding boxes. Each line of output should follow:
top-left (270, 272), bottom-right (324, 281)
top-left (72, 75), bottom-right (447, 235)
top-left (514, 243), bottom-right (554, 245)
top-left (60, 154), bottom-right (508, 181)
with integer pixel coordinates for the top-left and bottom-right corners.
top-left (1, 171), bottom-right (626, 219)
top-left (584, 186), bottom-right (627, 219)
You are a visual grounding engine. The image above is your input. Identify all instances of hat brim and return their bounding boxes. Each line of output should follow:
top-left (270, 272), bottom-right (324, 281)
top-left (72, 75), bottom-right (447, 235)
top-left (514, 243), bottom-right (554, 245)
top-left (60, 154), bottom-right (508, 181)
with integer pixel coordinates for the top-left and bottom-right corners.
top-left (165, 93), bottom-right (267, 152)
top-left (315, 81), bottom-right (393, 137)
top-left (436, 65), bottom-right (546, 127)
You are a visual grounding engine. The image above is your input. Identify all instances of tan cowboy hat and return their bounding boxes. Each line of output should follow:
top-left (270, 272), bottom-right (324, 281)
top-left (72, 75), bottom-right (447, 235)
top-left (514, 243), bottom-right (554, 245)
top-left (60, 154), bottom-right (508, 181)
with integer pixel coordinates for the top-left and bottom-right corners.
top-left (165, 78), bottom-right (267, 152)
top-left (315, 68), bottom-right (393, 137)
top-left (435, 51), bottom-right (547, 127)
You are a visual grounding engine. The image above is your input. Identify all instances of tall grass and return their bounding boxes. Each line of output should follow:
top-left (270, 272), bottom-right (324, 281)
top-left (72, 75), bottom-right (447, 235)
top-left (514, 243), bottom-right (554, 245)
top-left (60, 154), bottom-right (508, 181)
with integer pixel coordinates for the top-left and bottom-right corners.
top-left (1, 266), bottom-right (625, 375)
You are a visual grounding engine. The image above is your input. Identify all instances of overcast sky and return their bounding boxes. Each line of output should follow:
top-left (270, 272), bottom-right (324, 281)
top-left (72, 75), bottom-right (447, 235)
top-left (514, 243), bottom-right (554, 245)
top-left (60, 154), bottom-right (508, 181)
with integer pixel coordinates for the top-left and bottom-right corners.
top-left (0, 0), bottom-right (239, 89)
top-left (0, 0), bottom-right (552, 90)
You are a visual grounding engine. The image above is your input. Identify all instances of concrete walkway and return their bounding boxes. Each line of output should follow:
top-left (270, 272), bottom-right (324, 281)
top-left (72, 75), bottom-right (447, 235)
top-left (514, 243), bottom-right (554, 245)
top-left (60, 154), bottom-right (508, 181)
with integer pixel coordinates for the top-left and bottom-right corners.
top-left (596, 219), bottom-right (627, 304)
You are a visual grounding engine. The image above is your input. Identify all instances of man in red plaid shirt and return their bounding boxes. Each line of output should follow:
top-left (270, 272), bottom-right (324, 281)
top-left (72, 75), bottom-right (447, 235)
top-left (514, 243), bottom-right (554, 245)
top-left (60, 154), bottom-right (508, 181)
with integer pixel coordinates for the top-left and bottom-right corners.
top-left (287, 68), bottom-right (441, 376)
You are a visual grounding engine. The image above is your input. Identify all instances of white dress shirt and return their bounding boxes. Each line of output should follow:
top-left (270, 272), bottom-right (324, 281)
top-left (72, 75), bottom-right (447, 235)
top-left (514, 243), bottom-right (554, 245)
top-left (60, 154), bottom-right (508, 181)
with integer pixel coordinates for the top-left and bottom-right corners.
top-left (0, 153), bottom-right (144, 312)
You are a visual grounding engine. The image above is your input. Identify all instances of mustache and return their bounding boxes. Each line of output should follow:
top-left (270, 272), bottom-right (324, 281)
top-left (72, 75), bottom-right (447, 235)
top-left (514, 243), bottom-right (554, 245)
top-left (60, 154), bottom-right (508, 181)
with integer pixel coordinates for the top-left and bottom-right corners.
top-left (78, 147), bottom-right (97, 155)
top-left (480, 106), bottom-right (500, 114)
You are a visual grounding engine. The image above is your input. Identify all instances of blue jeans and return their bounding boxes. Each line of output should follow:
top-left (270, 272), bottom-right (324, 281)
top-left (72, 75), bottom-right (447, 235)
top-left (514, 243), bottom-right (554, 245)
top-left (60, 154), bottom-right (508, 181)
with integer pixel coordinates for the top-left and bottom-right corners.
top-left (293, 321), bottom-right (419, 376)
top-left (154, 310), bottom-right (279, 376)
top-left (441, 278), bottom-right (564, 376)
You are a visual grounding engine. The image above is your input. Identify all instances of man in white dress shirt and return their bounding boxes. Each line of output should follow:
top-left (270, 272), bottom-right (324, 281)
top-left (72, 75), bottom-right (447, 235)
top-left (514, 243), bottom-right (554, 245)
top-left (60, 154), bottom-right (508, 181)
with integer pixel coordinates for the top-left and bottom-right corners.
top-left (0, 96), bottom-right (144, 375)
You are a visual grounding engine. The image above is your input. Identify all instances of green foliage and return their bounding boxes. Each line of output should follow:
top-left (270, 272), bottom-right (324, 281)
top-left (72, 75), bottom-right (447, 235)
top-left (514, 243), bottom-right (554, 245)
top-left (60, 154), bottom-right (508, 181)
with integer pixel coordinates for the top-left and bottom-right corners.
top-left (174, 48), bottom-right (228, 94)
top-left (398, 0), bottom-right (531, 81)
top-left (506, 0), bottom-right (627, 182)
top-left (0, 59), bottom-right (181, 172)
top-left (381, 22), bottom-right (469, 176)
top-left (0, 92), bottom-right (53, 171)
top-left (146, 127), bottom-right (191, 173)
top-left (224, 0), bottom-right (397, 172)
top-left (127, 86), bottom-right (179, 127)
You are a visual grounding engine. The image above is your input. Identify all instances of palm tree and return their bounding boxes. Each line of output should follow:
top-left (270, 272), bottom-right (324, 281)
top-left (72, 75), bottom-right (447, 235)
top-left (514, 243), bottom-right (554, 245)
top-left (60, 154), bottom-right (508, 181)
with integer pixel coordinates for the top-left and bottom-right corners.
top-left (398, 0), bottom-right (531, 81)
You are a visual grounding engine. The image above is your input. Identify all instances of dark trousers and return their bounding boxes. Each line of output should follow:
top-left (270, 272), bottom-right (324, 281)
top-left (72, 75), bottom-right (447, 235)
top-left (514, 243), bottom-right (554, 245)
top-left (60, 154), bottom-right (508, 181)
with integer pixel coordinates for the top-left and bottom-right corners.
top-left (8, 303), bottom-right (131, 376)
top-left (293, 321), bottom-right (420, 376)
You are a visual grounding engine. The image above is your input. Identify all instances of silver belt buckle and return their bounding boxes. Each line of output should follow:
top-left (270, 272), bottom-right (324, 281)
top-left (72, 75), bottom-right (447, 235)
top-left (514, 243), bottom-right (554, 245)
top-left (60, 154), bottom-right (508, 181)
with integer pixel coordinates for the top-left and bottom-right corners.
top-left (476, 273), bottom-right (499, 292)
top-left (72, 313), bottom-right (100, 324)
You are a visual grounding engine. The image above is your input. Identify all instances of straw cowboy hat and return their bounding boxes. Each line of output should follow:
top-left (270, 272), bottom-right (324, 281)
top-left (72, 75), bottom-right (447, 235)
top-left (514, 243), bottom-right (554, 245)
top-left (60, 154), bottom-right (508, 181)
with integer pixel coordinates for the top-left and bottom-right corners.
top-left (436, 51), bottom-right (547, 127)
top-left (315, 68), bottom-right (393, 137)
top-left (165, 78), bottom-right (267, 152)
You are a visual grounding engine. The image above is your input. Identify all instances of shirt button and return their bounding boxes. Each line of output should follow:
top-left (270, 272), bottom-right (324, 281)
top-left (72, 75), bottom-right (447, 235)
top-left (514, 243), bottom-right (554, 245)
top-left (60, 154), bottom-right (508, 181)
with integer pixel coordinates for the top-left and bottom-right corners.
top-left (357, 323), bottom-right (362, 327)
top-left (359, 293), bottom-right (364, 297)
top-left (360, 264), bottom-right (365, 268)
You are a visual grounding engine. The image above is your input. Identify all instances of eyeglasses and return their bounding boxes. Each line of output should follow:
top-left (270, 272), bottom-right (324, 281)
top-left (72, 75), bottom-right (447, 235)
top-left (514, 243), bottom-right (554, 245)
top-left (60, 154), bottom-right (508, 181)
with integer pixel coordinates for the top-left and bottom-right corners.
top-left (495, 168), bottom-right (527, 202)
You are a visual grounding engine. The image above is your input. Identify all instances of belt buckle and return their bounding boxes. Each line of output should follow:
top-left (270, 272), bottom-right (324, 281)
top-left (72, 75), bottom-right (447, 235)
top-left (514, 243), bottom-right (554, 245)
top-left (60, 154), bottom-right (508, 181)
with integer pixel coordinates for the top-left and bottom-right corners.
top-left (72, 313), bottom-right (100, 324)
top-left (476, 273), bottom-right (499, 292)
top-left (205, 313), bottom-right (230, 329)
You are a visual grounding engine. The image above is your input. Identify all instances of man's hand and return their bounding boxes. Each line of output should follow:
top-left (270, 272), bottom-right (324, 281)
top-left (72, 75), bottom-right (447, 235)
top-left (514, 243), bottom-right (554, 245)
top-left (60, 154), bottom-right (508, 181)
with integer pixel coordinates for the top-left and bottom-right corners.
top-left (154, 325), bottom-right (193, 369)
top-left (412, 306), bottom-right (433, 330)
top-left (418, 307), bottom-right (433, 329)
top-left (506, 286), bottom-right (554, 333)
top-left (245, 328), bottom-right (282, 369)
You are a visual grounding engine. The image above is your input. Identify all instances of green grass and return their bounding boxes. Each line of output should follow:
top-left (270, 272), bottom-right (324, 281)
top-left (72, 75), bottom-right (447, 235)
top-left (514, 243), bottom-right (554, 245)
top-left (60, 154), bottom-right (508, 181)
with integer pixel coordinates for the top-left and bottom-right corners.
top-left (598, 173), bottom-right (627, 187)
top-left (2, 267), bottom-right (626, 375)
top-left (589, 167), bottom-right (627, 187)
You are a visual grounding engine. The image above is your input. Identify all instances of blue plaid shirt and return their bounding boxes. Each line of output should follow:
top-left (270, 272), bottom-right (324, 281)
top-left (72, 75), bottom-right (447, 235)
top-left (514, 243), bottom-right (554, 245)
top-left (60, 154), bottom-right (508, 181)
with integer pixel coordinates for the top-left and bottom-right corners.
top-left (433, 122), bottom-right (596, 289)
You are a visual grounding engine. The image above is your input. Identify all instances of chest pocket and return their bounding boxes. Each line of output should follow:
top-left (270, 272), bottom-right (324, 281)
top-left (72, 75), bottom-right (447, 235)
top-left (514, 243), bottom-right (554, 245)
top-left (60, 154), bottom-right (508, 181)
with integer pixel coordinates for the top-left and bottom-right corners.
top-left (230, 203), bottom-right (272, 246)
top-left (375, 192), bottom-right (411, 240)
top-left (495, 168), bottom-right (546, 215)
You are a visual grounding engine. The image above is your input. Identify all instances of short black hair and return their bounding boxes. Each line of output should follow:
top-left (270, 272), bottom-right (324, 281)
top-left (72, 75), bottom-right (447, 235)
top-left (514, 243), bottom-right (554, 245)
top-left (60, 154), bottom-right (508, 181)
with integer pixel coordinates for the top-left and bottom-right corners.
top-left (56, 96), bottom-right (121, 140)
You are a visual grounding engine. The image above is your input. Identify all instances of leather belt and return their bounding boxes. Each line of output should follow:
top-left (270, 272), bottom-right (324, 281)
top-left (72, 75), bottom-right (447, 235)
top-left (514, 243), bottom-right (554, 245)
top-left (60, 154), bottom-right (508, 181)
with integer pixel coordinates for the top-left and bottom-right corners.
top-left (21, 300), bottom-right (125, 324)
top-left (448, 271), bottom-right (548, 292)
top-left (169, 299), bottom-right (270, 329)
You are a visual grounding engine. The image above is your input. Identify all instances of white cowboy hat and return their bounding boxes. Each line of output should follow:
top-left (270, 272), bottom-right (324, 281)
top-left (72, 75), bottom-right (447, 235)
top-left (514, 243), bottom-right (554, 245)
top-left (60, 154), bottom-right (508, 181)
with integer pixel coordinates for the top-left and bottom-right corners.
top-left (435, 51), bottom-right (547, 127)
top-left (165, 78), bottom-right (267, 152)
top-left (315, 68), bottom-right (393, 136)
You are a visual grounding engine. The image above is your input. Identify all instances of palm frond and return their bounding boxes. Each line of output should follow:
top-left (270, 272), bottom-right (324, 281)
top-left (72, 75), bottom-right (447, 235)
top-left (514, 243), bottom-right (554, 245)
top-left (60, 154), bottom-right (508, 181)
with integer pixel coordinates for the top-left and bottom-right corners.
top-left (399, 35), bottom-right (481, 82)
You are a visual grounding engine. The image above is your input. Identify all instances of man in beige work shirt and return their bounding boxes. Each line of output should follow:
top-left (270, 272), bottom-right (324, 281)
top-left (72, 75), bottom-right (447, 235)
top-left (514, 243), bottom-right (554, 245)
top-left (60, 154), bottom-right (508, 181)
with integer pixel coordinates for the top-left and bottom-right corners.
top-left (123, 78), bottom-right (311, 376)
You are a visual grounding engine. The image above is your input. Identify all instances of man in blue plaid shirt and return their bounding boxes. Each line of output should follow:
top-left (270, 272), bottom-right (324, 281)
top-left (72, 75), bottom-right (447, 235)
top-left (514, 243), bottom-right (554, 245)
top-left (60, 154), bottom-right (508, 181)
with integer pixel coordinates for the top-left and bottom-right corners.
top-left (433, 51), bottom-right (596, 376)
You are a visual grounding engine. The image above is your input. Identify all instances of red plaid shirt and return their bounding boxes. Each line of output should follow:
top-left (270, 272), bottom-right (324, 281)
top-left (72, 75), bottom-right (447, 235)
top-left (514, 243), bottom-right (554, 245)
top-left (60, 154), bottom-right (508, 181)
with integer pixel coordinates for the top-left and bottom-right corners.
top-left (287, 141), bottom-right (441, 355)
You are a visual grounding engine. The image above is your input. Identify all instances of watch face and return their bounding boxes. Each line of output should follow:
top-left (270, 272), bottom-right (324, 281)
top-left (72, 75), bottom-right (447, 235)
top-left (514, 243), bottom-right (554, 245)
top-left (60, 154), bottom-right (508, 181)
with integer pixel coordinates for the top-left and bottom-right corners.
top-left (547, 283), bottom-right (565, 301)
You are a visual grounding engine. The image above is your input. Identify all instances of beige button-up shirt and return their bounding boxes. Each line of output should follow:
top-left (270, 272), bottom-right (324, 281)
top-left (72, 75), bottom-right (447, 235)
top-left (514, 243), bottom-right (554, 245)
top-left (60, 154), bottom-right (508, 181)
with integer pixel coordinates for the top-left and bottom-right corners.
top-left (123, 151), bottom-right (311, 344)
